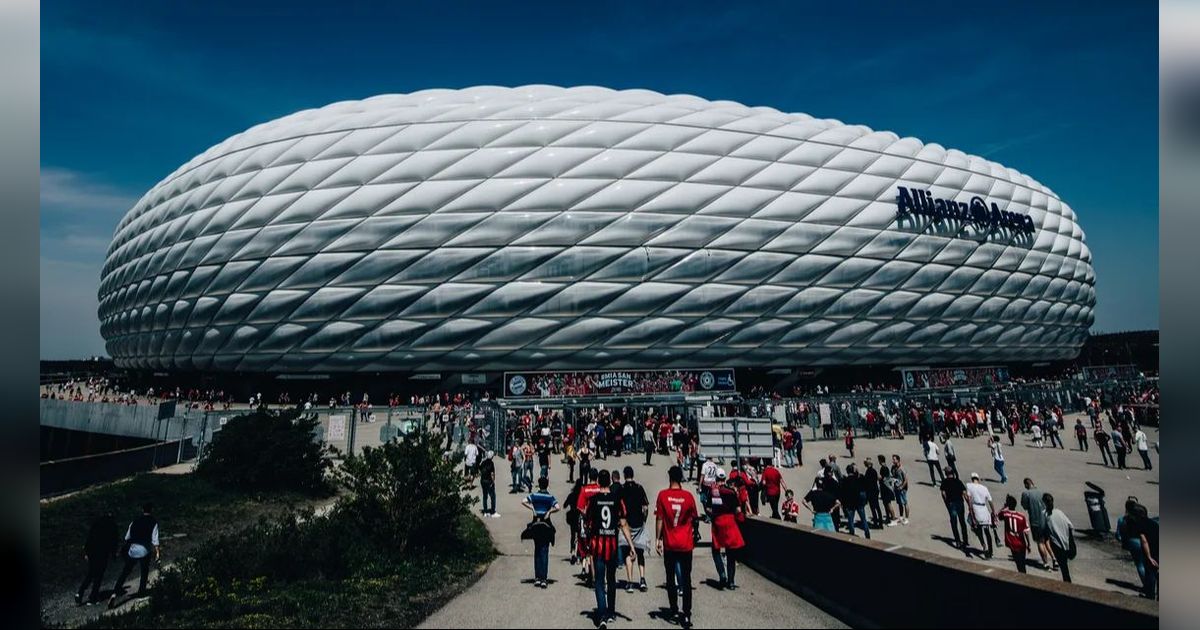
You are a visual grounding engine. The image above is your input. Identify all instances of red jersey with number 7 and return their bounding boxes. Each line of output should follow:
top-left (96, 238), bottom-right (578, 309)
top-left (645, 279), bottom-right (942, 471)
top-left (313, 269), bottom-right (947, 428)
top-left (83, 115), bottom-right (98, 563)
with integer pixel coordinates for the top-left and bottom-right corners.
top-left (655, 488), bottom-right (698, 553)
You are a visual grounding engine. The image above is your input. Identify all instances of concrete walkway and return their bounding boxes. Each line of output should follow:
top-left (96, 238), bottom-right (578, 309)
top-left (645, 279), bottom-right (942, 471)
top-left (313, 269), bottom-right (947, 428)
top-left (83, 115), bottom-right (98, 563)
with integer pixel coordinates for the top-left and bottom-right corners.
top-left (420, 451), bottom-right (845, 629)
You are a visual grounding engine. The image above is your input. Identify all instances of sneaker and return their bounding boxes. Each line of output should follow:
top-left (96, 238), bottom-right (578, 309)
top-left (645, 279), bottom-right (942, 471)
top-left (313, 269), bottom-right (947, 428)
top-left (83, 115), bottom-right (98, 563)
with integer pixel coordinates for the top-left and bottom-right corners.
top-left (727, 582), bottom-right (738, 591)
top-left (626, 581), bottom-right (634, 593)
top-left (680, 614), bottom-right (692, 629)
top-left (492, 513), bottom-right (501, 518)
top-left (598, 620), bottom-right (607, 629)
top-left (639, 577), bottom-right (647, 592)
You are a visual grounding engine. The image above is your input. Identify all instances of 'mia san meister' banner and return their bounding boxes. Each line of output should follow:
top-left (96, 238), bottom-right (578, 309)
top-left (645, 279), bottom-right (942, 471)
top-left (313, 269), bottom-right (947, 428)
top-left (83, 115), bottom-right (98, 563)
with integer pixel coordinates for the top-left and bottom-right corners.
top-left (504, 369), bottom-right (736, 398)
top-left (901, 365), bottom-right (1011, 391)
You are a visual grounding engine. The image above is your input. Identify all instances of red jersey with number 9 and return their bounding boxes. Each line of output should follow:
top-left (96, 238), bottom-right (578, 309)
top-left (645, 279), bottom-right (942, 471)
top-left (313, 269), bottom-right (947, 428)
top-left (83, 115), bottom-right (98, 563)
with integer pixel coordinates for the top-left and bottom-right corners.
top-left (655, 488), bottom-right (698, 553)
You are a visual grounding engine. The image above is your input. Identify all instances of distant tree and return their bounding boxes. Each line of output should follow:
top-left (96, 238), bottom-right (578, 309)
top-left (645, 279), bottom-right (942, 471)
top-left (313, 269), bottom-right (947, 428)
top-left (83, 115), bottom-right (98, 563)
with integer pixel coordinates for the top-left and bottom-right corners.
top-left (195, 408), bottom-right (333, 496)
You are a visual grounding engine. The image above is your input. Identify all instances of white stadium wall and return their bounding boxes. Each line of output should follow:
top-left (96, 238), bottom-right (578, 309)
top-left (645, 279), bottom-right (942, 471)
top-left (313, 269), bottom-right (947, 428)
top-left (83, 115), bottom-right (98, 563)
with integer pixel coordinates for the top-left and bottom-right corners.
top-left (97, 85), bottom-right (1095, 372)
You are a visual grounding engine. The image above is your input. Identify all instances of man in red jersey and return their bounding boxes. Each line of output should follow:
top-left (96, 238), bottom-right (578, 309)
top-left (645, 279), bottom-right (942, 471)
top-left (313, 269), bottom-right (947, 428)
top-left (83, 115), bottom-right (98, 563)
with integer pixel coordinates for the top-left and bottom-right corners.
top-left (709, 470), bottom-right (746, 590)
top-left (760, 461), bottom-right (787, 519)
top-left (656, 465), bottom-right (698, 628)
top-left (576, 468), bottom-right (603, 585)
top-left (587, 469), bottom-right (634, 629)
top-left (998, 494), bottom-right (1033, 573)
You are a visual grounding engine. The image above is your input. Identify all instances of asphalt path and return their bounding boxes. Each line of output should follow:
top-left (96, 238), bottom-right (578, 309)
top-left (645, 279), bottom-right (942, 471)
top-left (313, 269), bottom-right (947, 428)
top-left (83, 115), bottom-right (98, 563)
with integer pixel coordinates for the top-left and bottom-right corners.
top-left (419, 451), bottom-right (846, 629)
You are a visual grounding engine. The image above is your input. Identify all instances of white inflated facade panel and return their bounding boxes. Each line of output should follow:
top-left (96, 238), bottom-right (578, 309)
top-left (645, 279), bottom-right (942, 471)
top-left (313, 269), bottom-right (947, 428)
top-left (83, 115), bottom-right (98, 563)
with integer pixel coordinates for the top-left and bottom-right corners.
top-left (98, 86), bottom-right (1095, 372)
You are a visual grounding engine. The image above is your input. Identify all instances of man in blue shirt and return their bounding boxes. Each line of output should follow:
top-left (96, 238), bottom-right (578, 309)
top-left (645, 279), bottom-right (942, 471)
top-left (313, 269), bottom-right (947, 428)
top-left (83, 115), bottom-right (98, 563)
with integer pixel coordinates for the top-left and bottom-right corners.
top-left (522, 477), bottom-right (560, 588)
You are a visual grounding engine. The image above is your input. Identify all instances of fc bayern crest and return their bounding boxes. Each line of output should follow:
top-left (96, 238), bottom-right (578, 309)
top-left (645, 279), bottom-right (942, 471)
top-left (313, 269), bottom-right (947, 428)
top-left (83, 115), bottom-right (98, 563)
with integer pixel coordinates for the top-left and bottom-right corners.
top-left (699, 371), bottom-right (716, 390)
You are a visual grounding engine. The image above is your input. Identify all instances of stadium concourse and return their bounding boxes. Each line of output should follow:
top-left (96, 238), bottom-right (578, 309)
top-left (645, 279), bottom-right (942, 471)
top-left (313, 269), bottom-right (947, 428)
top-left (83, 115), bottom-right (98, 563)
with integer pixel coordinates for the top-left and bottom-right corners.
top-left (423, 414), bottom-right (1157, 628)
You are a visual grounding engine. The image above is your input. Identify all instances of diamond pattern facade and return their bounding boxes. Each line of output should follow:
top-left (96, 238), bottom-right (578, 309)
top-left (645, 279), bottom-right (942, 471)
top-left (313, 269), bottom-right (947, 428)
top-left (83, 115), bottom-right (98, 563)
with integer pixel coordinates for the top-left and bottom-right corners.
top-left (98, 85), bottom-right (1095, 372)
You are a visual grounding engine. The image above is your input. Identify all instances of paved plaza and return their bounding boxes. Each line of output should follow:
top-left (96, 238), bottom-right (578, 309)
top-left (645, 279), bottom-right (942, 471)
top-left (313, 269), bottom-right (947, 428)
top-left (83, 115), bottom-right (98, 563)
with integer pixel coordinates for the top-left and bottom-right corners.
top-left (423, 413), bottom-right (1156, 628)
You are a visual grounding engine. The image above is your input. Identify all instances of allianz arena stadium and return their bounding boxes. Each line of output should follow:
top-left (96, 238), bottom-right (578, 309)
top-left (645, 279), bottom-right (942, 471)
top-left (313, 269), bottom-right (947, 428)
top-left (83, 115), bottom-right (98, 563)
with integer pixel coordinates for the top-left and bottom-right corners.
top-left (97, 85), bottom-right (1095, 373)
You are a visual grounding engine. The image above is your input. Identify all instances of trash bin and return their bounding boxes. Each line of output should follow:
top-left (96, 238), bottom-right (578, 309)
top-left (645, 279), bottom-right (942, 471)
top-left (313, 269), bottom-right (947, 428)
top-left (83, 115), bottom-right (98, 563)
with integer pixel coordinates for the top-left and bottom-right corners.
top-left (1084, 481), bottom-right (1111, 536)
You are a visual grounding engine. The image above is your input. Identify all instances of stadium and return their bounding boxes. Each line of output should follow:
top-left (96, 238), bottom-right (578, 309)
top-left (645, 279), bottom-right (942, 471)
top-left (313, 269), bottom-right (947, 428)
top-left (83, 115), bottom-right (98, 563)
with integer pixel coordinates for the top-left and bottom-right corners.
top-left (97, 85), bottom-right (1095, 388)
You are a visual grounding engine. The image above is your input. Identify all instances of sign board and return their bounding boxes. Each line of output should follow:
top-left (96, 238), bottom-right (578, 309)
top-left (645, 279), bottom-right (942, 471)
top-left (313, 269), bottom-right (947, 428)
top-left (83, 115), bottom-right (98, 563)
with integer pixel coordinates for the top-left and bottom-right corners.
top-left (156, 399), bottom-right (176, 421)
top-left (503, 368), bottom-right (736, 398)
top-left (461, 373), bottom-right (487, 385)
top-left (697, 417), bottom-right (774, 460)
top-left (901, 366), bottom-right (1010, 391)
top-left (327, 415), bottom-right (347, 442)
top-left (818, 403), bottom-right (832, 427)
top-left (1081, 365), bottom-right (1140, 381)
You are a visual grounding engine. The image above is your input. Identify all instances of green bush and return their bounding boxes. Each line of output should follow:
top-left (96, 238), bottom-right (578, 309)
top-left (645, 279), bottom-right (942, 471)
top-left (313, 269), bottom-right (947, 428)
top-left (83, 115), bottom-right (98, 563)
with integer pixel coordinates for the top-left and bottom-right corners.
top-left (195, 409), bottom-right (333, 496)
top-left (93, 425), bottom-right (494, 628)
top-left (334, 425), bottom-right (475, 554)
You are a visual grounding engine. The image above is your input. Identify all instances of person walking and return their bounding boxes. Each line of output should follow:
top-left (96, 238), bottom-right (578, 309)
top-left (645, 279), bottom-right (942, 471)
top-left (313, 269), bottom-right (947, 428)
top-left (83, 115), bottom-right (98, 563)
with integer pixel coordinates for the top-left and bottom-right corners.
top-left (510, 442), bottom-right (525, 493)
top-left (75, 511), bottom-right (119, 605)
top-left (643, 424), bottom-right (655, 466)
top-left (924, 439), bottom-right (944, 486)
top-left (998, 495), bottom-right (1032, 573)
top-left (1134, 427), bottom-right (1153, 471)
top-left (108, 503), bottom-right (160, 606)
top-left (1111, 428), bottom-right (1128, 469)
top-left (522, 441), bottom-right (536, 492)
top-left (537, 439), bottom-right (552, 481)
top-left (709, 471), bottom-right (746, 590)
top-left (1095, 427), bottom-right (1114, 467)
top-left (655, 465), bottom-right (698, 629)
top-left (1020, 478), bottom-right (1055, 571)
top-left (521, 476), bottom-right (560, 588)
top-left (618, 466), bottom-right (651, 593)
top-left (480, 450), bottom-right (499, 518)
top-left (1044, 493), bottom-right (1076, 583)
top-left (939, 467), bottom-right (969, 553)
top-left (586, 469), bottom-right (635, 628)
top-left (965, 473), bottom-right (997, 559)
top-left (891, 455), bottom-right (910, 525)
top-left (942, 434), bottom-right (959, 479)
top-left (989, 436), bottom-right (1008, 484)
top-left (877, 454), bottom-right (896, 526)
top-left (760, 461), bottom-right (786, 519)
top-left (1074, 419), bottom-right (1090, 452)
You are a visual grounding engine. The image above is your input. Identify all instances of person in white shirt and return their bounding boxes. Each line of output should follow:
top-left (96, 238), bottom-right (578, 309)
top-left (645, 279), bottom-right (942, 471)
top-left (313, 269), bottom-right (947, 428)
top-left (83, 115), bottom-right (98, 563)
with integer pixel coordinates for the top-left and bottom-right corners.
top-left (699, 456), bottom-right (719, 510)
top-left (965, 473), bottom-right (997, 559)
top-left (925, 440), bottom-right (943, 485)
top-left (1031, 423), bottom-right (1044, 448)
top-left (1134, 428), bottom-right (1152, 470)
top-left (990, 436), bottom-right (1008, 484)
top-left (464, 441), bottom-right (480, 481)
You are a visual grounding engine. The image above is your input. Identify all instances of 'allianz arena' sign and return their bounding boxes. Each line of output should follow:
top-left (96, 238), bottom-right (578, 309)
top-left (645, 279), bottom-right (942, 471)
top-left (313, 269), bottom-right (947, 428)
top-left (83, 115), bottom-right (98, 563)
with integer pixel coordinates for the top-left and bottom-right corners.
top-left (896, 186), bottom-right (1035, 234)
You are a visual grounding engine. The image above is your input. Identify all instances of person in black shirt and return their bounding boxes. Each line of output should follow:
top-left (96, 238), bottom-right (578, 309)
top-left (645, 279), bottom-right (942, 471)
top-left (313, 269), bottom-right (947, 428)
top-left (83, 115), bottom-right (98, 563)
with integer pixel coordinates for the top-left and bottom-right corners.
top-left (618, 466), bottom-right (650, 592)
top-left (863, 460), bottom-right (883, 528)
top-left (76, 511), bottom-right (119, 605)
top-left (479, 451), bottom-right (498, 517)
top-left (838, 465), bottom-right (870, 538)
top-left (939, 468), bottom-right (969, 553)
top-left (586, 470), bottom-right (634, 628)
top-left (803, 481), bottom-right (839, 532)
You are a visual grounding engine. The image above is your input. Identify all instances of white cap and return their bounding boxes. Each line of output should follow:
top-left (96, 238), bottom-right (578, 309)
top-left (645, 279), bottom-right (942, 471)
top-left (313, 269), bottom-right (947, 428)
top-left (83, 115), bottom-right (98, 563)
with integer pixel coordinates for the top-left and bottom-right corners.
top-left (970, 472), bottom-right (980, 480)
top-left (716, 468), bottom-right (727, 480)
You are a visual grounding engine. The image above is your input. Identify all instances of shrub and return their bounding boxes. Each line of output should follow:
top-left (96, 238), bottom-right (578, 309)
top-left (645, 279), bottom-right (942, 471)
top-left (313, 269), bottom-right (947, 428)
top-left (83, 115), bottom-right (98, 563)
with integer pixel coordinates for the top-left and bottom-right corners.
top-left (195, 408), bottom-right (333, 496)
top-left (333, 425), bottom-right (475, 554)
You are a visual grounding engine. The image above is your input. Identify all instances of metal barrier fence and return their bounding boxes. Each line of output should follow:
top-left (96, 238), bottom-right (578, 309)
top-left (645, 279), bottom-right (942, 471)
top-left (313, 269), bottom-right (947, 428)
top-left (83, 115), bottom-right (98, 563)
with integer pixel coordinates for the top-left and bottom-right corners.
top-left (40, 438), bottom-right (196, 498)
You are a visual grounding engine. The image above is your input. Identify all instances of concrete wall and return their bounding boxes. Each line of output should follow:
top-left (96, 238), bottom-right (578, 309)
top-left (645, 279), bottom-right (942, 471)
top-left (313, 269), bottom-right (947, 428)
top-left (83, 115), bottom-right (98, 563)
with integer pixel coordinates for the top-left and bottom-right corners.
top-left (739, 517), bottom-right (1157, 629)
top-left (40, 399), bottom-right (190, 441)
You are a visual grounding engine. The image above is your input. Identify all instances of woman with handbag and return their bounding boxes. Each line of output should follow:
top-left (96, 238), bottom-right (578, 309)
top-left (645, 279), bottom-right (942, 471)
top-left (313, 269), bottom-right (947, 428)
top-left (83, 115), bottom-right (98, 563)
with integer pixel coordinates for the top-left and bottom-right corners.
top-left (1044, 493), bottom-right (1077, 583)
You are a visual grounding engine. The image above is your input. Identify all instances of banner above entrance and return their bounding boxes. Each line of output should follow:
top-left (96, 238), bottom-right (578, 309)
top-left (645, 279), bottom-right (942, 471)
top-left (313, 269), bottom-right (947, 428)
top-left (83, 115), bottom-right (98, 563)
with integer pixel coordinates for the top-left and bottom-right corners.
top-left (503, 368), bottom-right (736, 398)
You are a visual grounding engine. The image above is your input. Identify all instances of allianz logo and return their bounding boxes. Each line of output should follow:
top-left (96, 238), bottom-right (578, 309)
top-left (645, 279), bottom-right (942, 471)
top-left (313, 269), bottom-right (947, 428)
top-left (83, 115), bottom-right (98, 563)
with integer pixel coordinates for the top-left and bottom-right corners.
top-left (895, 186), bottom-right (1035, 234)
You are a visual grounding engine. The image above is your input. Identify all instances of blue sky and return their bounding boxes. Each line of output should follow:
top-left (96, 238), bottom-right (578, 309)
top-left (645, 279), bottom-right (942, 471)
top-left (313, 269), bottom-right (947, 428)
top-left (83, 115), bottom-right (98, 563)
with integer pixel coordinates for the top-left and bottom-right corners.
top-left (40, 0), bottom-right (1159, 359)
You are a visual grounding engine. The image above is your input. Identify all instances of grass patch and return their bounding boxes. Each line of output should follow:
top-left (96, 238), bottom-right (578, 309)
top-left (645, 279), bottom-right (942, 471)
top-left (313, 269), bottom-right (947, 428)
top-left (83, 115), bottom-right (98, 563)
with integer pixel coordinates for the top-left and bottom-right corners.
top-left (40, 473), bottom-right (318, 597)
top-left (86, 513), bottom-right (494, 629)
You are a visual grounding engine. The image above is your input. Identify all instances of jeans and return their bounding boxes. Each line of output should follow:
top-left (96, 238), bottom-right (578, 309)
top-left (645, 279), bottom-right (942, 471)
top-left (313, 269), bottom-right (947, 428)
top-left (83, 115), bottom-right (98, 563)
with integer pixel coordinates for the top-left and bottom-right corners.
top-left (664, 551), bottom-right (693, 615)
top-left (766, 493), bottom-right (781, 519)
top-left (927, 460), bottom-right (944, 485)
top-left (539, 464), bottom-right (549, 481)
top-left (1143, 561), bottom-right (1158, 599)
top-left (946, 502), bottom-right (968, 547)
top-left (994, 460), bottom-right (1007, 483)
top-left (645, 445), bottom-right (653, 465)
top-left (593, 555), bottom-right (618, 618)
top-left (523, 464), bottom-right (534, 491)
top-left (1078, 436), bottom-right (1089, 452)
top-left (784, 448), bottom-right (796, 467)
top-left (846, 503), bottom-right (870, 538)
top-left (974, 524), bottom-right (995, 557)
top-left (867, 495), bottom-right (882, 526)
top-left (534, 541), bottom-right (550, 581)
top-left (1099, 444), bottom-right (1114, 466)
top-left (511, 467), bottom-right (521, 491)
top-left (711, 547), bottom-right (738, 585)
top-left (1139, 449), bottom-right (1153, 470)
top-left (946, 455), bottom-right (959, 478)
top-left (481, 483), bottom-right (496, 514)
